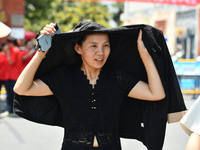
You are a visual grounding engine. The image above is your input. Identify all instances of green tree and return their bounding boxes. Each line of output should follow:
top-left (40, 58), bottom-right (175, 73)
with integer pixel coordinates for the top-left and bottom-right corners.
top-left (111, 2), bottom-right (124, 26)
top-left (24, 0), bottom-right (54, 32)
top-left (50, 1), bottom-right (111, 32)
top-left (24, 0), bottom-right (111, 33)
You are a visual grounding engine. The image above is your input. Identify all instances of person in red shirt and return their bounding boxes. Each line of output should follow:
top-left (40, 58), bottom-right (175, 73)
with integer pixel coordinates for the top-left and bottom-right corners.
top-left (6, 37), bottom-right (22, 114)
top-left (0, 22), bottom-right (11, 117)
top-left (21, 40), bottom-right (36, 71)
top-left (7, 37), bottom-right (22, 80)
top-left (0, 42), bottom-right (10, 117)
top-left (0, 42), bottom-right (9, 84)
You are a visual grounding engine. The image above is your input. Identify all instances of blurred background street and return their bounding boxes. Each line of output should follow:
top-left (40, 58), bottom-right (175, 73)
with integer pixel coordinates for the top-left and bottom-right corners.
top-left (0, 94), bottom-right (196, 150)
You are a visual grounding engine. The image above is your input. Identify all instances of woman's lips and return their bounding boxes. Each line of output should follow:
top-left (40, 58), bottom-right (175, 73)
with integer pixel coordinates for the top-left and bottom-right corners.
top-left (95, 58), bottom-right (103, 61)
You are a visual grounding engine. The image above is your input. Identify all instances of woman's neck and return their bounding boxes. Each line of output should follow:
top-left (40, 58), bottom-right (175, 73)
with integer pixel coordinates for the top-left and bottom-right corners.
top-left (81, 64), bottom-right (101, 86)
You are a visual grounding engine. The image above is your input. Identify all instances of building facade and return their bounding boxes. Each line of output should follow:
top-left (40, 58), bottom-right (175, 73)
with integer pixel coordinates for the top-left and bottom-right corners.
top-left (0, 0), bottom-right (25, 45)
top-left (121, 3), bottom-right (199, 59)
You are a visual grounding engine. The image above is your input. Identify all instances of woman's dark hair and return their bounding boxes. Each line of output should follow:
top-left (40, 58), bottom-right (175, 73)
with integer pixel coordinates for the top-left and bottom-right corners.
top-left (7, 37), bottom-right (19, 47)
top-left (1, 42), bottom-right (7, 48)
top-left (76, 34), bottom-right (88, 46)
top-left (0, 42), bottom-right (8, 52)
top-left (73, 20), bottom-right (106, 46)
top-left (76, 33), bottom-right (109, 46)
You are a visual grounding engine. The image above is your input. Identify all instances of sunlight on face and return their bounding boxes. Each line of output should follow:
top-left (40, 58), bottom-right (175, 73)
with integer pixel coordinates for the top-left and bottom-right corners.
top-left (77, 33), bottom-right (110, 70)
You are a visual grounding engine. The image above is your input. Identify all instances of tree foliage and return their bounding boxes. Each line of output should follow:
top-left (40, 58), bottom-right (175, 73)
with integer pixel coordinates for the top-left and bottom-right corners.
top-left (24, 0), bottom-right (54, 32)
top-left (111, 2), bottom-right (124, 26)
top-left (51, 1), bottom-right (110, 32)
top-left (24, 0), bottom-right (111, 33)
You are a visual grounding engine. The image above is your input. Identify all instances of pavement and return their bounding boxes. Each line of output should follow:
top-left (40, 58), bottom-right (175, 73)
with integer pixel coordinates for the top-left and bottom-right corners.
top-left (0, 94), bottom-right (197, 150)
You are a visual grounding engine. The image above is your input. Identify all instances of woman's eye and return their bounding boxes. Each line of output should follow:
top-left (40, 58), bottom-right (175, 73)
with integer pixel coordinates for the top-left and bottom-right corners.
top-left (91, 45), bottom-right (97, 48)
top-left (104, 44), bottom-right (110, 47)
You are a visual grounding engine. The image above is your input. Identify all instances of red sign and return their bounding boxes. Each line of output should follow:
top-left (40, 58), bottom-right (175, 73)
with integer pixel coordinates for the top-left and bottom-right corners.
top-left (68, 0), bottom-right (200, 6)
top-left (124, 0), bottom-right (200, 6)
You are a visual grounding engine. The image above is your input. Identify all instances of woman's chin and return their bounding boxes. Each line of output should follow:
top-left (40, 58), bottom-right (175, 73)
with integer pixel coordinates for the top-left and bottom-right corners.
top-left (93, 66), bottom-right (103, 70)
top-left (83, 61), bottom-right (106, 70)
top-left (94, 63), bottom-right (106, 69)
top-left (93, 60), bottom-right (107, 68)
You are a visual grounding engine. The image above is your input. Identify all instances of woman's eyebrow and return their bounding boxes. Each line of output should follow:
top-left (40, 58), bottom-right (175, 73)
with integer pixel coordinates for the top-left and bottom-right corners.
top-left (104, 41), bottom-right (110, 44)
top-left (89, 41), bottom-right (97, 44)
top-left (89, 40), bottom-right (110, 44)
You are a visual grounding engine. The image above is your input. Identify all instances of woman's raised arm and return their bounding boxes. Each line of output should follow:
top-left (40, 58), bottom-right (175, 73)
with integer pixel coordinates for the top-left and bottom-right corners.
top-left (128, 30), bottom-right (166, 101)
top-left (13, 23), bottom-right (56, 96)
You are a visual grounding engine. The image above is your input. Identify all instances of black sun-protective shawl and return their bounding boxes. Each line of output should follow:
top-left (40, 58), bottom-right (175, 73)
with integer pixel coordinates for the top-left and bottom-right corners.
top-left (14, 21), bottom-right (186, 150)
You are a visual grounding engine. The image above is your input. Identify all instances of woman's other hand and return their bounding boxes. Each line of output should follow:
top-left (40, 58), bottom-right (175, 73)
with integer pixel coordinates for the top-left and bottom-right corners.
top-left (128, 29), bottom-right (165, 101)
top-left (137, 30), bottom-right (149, 57)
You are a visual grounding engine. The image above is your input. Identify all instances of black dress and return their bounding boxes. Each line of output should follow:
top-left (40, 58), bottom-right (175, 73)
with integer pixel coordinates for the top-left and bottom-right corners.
top-left (40, 66), bottom-right (139, 150)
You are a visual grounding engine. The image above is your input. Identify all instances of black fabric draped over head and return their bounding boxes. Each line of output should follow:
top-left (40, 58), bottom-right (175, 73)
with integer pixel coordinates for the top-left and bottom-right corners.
top-left (14, 20), bottom-right (186, 150)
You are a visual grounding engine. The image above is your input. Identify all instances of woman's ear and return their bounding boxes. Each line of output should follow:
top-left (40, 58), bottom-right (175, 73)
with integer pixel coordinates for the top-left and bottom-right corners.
top-left (74, 44), bottom-right (82, 55)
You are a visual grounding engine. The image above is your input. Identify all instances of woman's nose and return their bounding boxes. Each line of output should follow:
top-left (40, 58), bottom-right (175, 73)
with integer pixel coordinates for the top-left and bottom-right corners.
top-left (97, 47), bottom-right (104, 54)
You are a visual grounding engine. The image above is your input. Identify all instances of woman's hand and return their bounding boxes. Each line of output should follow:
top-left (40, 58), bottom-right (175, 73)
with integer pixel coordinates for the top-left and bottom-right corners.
top-left (13, 23), bottom-right (56, 96)
top-left (128, 29), bottom-right (165, 101)
top-left (37, 23), bottom-right (56, 56)
top-left (137, 30), bottom-right (149, 57)
top-left (40, 23), bottom-right (56, 35)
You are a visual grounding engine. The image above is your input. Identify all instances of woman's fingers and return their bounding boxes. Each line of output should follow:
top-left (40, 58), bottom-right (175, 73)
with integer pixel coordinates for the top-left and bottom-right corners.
top-left (45, 24), bottom-right (56, 32)
top-left (40, 30), bottom-right (50, 35)
top-left (137, 29), bottom-right (149, 55)
top-left (137, 30), bottom-right (145, 50)
top-left (137, 29), bottom-right (142, 43)
top-left (40, 23), bottom-right (56, 35)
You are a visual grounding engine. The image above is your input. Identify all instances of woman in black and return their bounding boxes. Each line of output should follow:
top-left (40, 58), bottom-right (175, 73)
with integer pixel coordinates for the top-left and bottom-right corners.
top-left (14, 21), bottom-right (165, 150)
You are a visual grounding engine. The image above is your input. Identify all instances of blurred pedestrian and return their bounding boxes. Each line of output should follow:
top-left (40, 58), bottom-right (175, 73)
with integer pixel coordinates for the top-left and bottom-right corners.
top-left (180, 96), bottom-right (200, 150)
top-left (0, 42), bottom-right (9, 117)
top-left (0, 22), bottom-right (11, 89)
top-left (21, 40), bottom-right (36, 70)
top-left (6, 37), bottom-right (22, 115)
top-left (0, 42), bottom-right (9, 86)
top-left (0, 22), bottom-right (11, 117)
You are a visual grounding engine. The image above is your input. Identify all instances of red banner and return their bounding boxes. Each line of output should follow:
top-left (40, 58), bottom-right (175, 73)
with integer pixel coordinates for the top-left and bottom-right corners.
top-left (68, 0), bottom-right (200, 6)
top-left (123, 0), bottom-right (200, 6)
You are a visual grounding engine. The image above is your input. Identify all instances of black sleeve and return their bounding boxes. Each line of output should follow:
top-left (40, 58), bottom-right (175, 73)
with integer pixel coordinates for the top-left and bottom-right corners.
top-left (40, 66), bottom-right (66, 96)
top-left (114, 69), bottom-right (139, 96)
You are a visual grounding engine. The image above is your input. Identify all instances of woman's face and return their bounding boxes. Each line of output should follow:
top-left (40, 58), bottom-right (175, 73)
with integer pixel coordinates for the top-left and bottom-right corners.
top-left (26, 41), bottom-right (33, 50)
top-left (75, 33), bottom-right (110, 70)
top-left (2, 44), bottom-right (9, 53)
